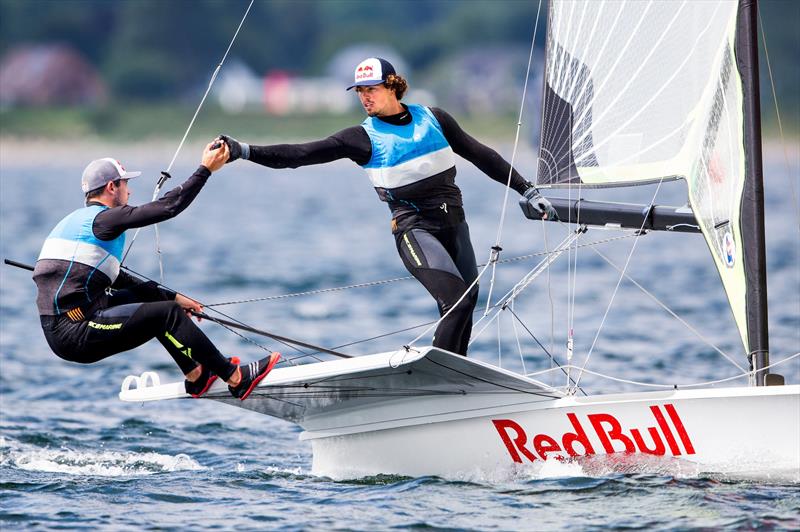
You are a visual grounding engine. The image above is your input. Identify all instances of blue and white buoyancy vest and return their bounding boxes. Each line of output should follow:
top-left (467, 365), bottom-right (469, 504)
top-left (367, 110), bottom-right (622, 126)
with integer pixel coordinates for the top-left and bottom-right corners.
top-left (360, 104), bottom-right (459, 212)
top-left (33, 205), bottom-right (125, 316)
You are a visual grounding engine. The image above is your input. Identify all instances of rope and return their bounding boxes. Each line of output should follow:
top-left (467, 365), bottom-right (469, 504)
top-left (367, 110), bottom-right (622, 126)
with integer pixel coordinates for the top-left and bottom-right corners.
top-left (120, 265), bottom-right (309, 366)
top-left (573, 179), bottom-right (666, 389)
top-left (483, 0), bottom-right (544, 311)
top-left (526, 351), bottom-right (800, 390)
top-left (407, 260), bottom-right (493, 348)
top-left (469, 231), bottom-right (580, 347)
top-left (120, 0), bottom-right (255, 280)
top-left (203, 233), bottom-right (638, 307)
top-left (589, 246), bottom-right (745, 372)
top-left (207, 275), bottom-right (414, 306)
top-left (506, 306), bottom-right (587, 396)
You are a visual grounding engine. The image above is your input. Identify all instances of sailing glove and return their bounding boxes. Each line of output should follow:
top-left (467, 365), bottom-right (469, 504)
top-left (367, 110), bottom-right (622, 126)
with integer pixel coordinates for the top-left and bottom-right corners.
top-left (218, 134), bottom-right (250, 163)
top-left (522, 186), bottom-right (559, 221)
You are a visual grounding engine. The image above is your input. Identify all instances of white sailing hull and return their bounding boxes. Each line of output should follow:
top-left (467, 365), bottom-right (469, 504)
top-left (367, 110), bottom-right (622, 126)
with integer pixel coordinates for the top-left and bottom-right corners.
top-left (304, 386), bottom-right (800, 479)
top-left (120, 348), bottom-right (800, 480)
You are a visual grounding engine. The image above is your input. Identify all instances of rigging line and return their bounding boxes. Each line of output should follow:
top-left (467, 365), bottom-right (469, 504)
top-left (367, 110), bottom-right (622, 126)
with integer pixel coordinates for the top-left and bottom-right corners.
top-left (469, 230), bottom-right (579, 347)
top-left (301, 287), bottom-right (546, 359)
top-left (497, 311), bottom-right (502, 368)
top-left (120, 0), bottom-right (255, 277)
top-left (203, 234), bottom-right (638, 307)
top-left (507, 306), bottom-right (587, 396)
top-left (316, 319), bottom-right (439, 354)
top-left (589, 246), bottom-right (745, 372)
top-left (758, 4), bottom-right (800, 229)
top-left (574, 179), bottom-right (666, 389)
top-left (207, 275), bottom-right (415, 306)
top-left (193, 301), bottom-right (319, 365)
top-left (355, 231), bottom-right (571, 356)
top-left (408, 260), bottom-right (493, 348)
top-left (510, 299), bottom-right (527, 376)
top-left (568, 196), bottom-right (584, 383)
top-left (323, 248), bottom-right (579, 357)
top-left (190, 311), bottom-right (348, 360)
top-left (119, 264), bottom-right (315, 365)
top-left (124, 231), bottom-right (630, 368)
top-left (542, 219), bottom-right (555, 366)
top-left (526, 351), bottom-right (800, 390)
top-left (483, 0), bottom-right (543, 313)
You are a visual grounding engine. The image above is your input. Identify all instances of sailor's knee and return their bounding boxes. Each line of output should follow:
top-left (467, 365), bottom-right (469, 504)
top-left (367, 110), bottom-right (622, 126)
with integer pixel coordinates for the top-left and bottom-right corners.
top-left (442, 295), bottom-right (475, 318)
top-left (467, 284), bottom-right (479, 303)
top-left (141, 300), bottom-right (186, 326)
top-left (165, 300), bottom-right (186, 319)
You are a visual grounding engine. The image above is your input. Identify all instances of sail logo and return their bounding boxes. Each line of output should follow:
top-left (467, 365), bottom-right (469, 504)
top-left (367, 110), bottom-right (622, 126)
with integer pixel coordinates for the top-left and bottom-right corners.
top-left (723, 231), bottom-right (735, 267)
top-left (492, 404), bottom-right (695, 462)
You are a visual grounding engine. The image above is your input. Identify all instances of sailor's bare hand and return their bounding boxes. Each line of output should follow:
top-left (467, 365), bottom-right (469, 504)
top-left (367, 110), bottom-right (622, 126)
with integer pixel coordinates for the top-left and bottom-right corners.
top-left (176, 293), bottom-right (204, 321)
top-left (202, 140), bottom-right (229, 172)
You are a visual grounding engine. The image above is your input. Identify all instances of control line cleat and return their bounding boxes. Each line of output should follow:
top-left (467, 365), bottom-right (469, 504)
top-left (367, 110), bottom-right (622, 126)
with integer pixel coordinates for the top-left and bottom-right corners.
top-left (185, 356), bottom-right (240, 398)
top-left (229, 352), bottom-right (281, 401)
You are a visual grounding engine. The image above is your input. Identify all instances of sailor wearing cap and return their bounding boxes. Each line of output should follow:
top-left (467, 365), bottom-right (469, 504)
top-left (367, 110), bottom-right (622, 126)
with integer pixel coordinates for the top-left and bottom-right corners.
top-left (33, 141), bottom-right (279, 401)
top-left (217, 57), bottom-right (557, 356)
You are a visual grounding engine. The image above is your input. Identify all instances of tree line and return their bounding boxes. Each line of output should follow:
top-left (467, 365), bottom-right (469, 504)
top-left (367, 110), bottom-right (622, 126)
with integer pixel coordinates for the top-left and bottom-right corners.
top-left (0, 0), bottom-right (796, 118)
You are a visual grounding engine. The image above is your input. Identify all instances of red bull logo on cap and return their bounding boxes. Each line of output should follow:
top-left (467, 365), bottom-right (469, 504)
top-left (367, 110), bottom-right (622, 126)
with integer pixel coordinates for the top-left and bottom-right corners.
top-left (354, 59), bottom-right (382, 83)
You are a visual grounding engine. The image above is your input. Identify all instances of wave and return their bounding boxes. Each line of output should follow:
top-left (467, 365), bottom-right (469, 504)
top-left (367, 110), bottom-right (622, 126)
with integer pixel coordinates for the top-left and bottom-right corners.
top-left (0, 436), bottom-right (205, 477)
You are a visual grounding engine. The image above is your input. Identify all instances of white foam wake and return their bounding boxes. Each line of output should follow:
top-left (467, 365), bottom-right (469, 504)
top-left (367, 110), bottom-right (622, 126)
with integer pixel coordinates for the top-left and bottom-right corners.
top-left (0, 436), bottom-right (205, 477)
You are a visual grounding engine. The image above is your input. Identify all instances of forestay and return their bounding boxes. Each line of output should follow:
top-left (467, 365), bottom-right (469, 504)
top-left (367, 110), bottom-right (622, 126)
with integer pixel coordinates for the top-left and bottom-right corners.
top-left (538, 0), bottom-right (751, 353)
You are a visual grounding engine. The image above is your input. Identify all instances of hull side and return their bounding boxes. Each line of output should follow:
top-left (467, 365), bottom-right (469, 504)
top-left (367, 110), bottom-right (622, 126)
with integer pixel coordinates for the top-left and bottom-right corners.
top-left (307, 385), bottom-right (800, 479)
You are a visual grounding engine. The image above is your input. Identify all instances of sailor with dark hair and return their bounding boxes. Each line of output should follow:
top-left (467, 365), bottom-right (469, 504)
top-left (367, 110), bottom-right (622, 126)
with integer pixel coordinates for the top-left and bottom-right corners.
top-left (33, 141), bottom-right (279, 400)
top-left (218, 57), bottom-right (556, 356)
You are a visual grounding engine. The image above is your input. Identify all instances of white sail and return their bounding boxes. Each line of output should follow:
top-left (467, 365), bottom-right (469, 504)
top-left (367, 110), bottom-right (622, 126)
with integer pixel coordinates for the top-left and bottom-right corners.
top-left (538, 0), bottom-right (749, 351)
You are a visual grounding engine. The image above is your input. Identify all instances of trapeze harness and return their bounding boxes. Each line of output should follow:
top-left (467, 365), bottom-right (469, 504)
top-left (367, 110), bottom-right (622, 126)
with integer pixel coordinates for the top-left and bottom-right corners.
top-left (33, 167), bottom-right (236, 379)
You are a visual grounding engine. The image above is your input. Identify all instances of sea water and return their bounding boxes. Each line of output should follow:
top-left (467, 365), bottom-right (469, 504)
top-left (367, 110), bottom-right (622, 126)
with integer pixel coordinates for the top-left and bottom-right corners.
top-left (1, 140), bottom-right (798, 530)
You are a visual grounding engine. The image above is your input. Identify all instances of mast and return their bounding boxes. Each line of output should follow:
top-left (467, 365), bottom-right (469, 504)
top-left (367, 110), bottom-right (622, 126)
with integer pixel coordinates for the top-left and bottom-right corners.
top-left (736, 0), bottom-right (770, 385)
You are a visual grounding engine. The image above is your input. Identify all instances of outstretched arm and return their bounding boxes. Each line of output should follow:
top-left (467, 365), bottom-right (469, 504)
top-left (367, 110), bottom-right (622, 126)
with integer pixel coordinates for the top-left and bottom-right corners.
top-left (431, 107), bottom-right (531, 194)
top-left (433, 108), bottom-right (557, 220)
top-left (91, 141), bottom-right (229, 239)
top-left (219, 126), bottom-right (372, 169)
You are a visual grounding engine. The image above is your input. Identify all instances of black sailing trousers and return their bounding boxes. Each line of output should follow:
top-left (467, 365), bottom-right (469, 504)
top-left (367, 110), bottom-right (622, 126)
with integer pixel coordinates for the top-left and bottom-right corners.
top-left (395, 221), bottom-right (479, 356)
top-left (40, 294), bottom-right (236, 380)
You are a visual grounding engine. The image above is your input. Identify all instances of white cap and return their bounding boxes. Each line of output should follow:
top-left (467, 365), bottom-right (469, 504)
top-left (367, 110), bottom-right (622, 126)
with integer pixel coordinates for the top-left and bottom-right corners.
top-left (346, 57), bottom-right (396, 90)
top-left (81, 158), bottom-right (142, 193)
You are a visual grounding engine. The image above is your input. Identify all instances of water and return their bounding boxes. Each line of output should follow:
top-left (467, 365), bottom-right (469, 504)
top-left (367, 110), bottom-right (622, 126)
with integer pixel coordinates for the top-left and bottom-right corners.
top-left (1, 139), bottom-right (799, 530)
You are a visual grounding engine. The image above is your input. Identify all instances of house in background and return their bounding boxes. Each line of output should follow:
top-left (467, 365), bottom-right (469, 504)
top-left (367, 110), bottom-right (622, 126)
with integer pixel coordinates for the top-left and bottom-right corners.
top-left (0, 44), bottom-right (107, 107)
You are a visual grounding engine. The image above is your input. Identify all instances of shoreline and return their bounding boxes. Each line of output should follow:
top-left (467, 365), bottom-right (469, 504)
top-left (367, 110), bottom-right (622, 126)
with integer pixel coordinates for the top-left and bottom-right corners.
top-left (1, 136), bottom-right (796, 170)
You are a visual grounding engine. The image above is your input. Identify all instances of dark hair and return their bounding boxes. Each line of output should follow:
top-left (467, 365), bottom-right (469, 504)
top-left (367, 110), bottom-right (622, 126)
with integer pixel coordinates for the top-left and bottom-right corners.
top-left (85, 179), bottom-right (121, 201)
top-left (384, 74), bottom-right (408, 100)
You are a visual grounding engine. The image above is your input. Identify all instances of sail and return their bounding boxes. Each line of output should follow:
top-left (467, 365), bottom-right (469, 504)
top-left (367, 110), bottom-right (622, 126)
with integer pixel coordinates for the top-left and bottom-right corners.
top-left (538, 1), bottom-right (754, 353)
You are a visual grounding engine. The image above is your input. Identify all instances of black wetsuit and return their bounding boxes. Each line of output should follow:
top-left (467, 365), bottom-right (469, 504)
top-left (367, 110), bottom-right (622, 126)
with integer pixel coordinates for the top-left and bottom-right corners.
top-left (33, 167), bottom-right (236, 380)
top-left (246, 106), bottom-right (530, 355)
